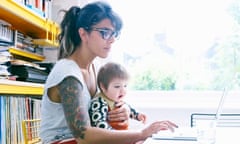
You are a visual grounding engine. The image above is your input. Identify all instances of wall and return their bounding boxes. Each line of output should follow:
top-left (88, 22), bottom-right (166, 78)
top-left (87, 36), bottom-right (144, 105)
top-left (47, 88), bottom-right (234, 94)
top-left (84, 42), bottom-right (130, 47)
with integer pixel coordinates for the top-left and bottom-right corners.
top-left (51, 0), bottom-right (89, 24)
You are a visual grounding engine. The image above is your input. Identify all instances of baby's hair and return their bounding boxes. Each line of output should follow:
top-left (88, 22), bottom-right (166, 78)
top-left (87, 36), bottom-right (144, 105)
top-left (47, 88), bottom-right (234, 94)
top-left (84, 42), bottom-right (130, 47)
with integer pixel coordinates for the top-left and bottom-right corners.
top-left (97, 62), bottom-right (129, 91)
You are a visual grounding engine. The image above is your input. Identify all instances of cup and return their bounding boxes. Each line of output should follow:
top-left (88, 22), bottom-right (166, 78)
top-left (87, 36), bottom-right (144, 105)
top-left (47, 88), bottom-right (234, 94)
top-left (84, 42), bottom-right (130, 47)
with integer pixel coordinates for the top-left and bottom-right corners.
top-left (196, 119), bottom-right (216, 144)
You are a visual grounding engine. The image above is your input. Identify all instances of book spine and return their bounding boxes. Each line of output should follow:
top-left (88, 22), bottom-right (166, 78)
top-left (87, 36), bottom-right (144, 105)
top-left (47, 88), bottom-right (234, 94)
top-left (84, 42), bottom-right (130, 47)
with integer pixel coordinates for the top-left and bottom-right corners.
top-left (0, 95), bottom-right (41, 143)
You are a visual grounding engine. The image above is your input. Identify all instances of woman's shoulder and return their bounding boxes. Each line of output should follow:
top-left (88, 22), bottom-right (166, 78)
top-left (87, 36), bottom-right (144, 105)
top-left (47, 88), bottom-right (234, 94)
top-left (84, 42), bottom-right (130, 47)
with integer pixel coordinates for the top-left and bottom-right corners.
top-left (46, 59), bottom-right (83, 87)
top-left (51, 59), bottom-right (80, 73)
top-left (55, 59), bottom-right (77, 67)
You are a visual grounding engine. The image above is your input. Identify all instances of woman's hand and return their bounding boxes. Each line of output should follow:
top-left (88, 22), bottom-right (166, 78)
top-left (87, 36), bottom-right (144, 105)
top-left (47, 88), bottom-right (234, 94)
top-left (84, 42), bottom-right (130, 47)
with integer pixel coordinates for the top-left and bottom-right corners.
top-left (141, 120), bottom-right (178, 139)
top-left (108, 101), bottom-right (130, 125)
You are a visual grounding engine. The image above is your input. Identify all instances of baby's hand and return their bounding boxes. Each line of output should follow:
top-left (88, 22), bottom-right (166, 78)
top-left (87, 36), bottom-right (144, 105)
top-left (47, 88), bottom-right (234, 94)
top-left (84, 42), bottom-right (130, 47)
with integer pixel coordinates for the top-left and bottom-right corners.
top-left (138, 113), bottom-right (147, 124)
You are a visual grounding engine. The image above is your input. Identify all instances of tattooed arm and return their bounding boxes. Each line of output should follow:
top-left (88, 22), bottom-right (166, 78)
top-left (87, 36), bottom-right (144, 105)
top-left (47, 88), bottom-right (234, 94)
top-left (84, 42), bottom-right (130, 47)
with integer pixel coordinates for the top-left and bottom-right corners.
top-left (58, 76), bottom-right (178, 144)
top-left (58, 76), bottom-right (90, 140)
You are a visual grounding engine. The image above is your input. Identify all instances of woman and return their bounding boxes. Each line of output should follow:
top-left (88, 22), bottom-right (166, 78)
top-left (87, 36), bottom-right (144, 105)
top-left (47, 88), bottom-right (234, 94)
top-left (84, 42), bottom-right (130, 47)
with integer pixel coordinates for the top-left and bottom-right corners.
top-left (40, 1), bottom-right (178, 144)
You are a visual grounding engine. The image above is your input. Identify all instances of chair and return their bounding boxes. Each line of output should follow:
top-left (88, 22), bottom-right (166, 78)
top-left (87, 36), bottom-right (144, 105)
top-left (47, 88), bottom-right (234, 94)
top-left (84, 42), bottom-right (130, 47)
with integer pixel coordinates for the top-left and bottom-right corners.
top-left (22, 119), bottom-right (41, 144)
top-left (190, 113), bottom-right (240, 127)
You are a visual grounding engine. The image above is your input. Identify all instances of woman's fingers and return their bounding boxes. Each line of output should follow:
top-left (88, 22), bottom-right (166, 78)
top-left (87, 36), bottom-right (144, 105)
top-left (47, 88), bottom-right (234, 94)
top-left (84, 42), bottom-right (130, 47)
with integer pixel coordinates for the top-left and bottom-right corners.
top-left (108, 102), bottom-right (130, 121)
top-left (159, 120), bottom-right (178, 132)
top-left (143, 120), bottom-right (178, 136)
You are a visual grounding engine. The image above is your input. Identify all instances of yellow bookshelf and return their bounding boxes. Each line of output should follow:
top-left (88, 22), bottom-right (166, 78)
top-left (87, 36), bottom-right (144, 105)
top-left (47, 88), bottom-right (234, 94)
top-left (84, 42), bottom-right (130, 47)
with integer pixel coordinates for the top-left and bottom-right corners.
top-left (0, 0), bottom-right (60, 47)
top-left (0, 1), bottom-right (57, 143)
top-left (9, 47), bottom-right (45, 61)
top-left (0, 79), bottom-right (44, 95)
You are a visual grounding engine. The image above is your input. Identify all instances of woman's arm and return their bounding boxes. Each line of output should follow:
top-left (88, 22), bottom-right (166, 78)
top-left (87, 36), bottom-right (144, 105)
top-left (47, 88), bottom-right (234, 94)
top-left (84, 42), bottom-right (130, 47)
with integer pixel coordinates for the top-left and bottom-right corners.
top-left (84, 120), bottom-right (178, 144)
top-left (59, 76), bottom-right (178, 144)
top-left (58, 76), bottom-right (90, 140)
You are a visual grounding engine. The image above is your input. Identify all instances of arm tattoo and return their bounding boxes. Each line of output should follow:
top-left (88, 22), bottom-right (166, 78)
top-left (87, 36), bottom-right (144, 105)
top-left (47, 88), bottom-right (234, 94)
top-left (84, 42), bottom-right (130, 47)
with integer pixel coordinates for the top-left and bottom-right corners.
top-left (58, 76), bottom-right (90, 139)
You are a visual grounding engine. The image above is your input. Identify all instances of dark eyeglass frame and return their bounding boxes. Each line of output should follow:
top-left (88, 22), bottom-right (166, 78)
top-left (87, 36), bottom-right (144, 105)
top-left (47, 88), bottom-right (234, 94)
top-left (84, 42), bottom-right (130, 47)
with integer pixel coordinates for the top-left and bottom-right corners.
top-left (86, 27), bottom-right (120, 40)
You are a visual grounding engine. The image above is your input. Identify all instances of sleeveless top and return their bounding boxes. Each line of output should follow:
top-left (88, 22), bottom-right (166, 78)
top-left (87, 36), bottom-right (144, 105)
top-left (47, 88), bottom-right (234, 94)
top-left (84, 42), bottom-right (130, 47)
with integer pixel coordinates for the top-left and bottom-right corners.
top-left (40, 59), bottom-right (93, 143)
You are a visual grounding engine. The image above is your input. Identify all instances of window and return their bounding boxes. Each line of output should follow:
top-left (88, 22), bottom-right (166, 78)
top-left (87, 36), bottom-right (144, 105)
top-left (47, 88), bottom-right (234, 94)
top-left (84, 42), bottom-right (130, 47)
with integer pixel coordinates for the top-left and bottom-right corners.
top-left (107, 0), bottom-right (240, 91)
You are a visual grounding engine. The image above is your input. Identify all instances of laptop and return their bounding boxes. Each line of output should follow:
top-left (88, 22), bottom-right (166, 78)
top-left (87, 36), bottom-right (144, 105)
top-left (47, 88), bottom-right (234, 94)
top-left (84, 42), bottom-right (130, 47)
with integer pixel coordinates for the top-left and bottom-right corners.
top-left (152, 86), bottom-right (229, 141)
top-left (215, 87), bottom-right (228, 121)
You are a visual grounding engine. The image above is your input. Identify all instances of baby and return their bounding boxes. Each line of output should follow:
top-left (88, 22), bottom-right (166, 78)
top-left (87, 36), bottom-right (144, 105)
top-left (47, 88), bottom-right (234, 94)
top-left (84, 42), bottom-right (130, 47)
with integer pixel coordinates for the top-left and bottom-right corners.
top-left (89, 62), bottom-right (146, 130)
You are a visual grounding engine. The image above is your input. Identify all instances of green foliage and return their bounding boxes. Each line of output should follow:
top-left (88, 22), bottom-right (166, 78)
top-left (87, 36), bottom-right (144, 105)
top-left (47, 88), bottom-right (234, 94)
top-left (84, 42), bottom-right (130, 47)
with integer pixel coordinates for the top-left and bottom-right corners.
top-left (129, 68), bottom-right (176, 90)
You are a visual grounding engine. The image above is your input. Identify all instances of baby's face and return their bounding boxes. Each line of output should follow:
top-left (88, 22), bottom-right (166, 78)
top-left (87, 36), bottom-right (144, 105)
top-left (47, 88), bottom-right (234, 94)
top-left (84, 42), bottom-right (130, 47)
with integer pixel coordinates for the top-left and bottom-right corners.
top-left (103, 78), bottom-right (128, 102)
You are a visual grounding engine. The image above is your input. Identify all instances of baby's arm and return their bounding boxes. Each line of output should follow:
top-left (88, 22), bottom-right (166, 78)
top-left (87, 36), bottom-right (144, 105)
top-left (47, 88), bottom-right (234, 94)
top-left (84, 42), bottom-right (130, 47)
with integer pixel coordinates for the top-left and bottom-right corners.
top-left (129, 105), bottom-right (147, 123)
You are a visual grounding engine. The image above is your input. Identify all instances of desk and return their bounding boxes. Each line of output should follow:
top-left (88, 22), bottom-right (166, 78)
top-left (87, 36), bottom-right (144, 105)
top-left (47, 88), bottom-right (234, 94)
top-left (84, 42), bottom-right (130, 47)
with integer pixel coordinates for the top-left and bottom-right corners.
top-left (143, 127), bottom-right (240, 144)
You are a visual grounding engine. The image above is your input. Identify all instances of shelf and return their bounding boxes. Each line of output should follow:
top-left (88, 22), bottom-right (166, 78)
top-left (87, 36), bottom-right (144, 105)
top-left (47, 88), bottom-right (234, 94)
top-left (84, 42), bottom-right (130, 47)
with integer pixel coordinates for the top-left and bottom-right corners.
top-left (0, 79), bottom-right (44, 95)
top-left (32, 39), bottom-right (59, 47)
top-left (0, 0), bottom-right (60, 47)
top-left (9, 47), bottom-right (45, 61)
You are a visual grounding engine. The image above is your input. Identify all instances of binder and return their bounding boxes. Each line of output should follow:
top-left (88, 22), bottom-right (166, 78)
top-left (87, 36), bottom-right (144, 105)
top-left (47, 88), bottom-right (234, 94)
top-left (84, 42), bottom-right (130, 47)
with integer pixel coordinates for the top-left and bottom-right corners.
top-left (8, 65), bottom-right (48, 83)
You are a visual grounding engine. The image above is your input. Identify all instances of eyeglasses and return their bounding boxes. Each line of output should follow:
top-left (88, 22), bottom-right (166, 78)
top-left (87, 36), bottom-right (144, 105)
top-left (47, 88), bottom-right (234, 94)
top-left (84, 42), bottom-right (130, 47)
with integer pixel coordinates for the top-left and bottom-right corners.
top-left (90, 27), bottom-right (120, 40)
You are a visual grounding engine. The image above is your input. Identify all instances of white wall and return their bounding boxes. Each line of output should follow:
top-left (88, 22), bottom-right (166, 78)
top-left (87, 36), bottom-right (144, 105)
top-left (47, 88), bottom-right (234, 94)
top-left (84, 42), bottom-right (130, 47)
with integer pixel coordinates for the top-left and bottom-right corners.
top-left (51, 0), bottom-right (88, 24)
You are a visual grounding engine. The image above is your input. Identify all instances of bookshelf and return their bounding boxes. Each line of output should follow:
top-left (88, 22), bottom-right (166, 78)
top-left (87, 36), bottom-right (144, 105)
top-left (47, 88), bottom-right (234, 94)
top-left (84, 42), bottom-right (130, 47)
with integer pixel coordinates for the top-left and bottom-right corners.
top-left (0, 0), bottom-right (57, 92)
top-left (8, 47), bottom-right (45, 61)
top-left (0, 79), bottom-right (44, 95)
top-left (0, 1), bottom-right (58, 143)
top-left (0, 78), bottom-right (43, 144)
top-left (0, 0), bottom-right (60, 47)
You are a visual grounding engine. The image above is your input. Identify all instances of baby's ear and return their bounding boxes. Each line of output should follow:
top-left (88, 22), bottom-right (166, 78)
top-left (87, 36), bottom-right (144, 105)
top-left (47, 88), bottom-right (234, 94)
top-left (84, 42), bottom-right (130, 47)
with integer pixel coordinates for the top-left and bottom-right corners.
top-left (100, 83), bottom-right (106, 92)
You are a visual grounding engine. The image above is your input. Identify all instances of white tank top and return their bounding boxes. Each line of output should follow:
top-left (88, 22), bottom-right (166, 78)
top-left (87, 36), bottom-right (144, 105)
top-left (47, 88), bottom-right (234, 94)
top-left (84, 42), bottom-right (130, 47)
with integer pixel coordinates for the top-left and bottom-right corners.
top-left (40, 59), bottom-right (92, 143)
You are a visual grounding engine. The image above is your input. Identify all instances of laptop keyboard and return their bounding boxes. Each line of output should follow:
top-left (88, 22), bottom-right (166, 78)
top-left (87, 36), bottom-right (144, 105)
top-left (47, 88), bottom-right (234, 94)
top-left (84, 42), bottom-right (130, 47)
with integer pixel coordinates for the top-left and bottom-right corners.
top-left (152, 127), bottom-right (197, 141)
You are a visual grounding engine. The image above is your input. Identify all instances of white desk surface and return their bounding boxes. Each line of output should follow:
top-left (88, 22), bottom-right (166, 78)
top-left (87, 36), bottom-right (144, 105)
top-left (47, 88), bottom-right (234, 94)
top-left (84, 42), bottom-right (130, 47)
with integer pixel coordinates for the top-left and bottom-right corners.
top-left (143, 127), bottom-right (240, 144)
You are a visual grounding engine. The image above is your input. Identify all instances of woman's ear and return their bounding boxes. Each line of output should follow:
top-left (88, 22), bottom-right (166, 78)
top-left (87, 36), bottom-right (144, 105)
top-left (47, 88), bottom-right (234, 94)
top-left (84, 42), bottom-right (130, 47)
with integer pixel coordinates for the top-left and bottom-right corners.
top-left (78, 28), bottom-right (88, 42)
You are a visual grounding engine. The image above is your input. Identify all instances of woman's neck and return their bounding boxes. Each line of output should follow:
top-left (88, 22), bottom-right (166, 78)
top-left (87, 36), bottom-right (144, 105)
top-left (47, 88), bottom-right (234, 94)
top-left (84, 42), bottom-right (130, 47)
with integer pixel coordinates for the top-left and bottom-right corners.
top-left (70, 47), bottom-right (95, 70)
top-left (69, 49), bottom-right (97, 96)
